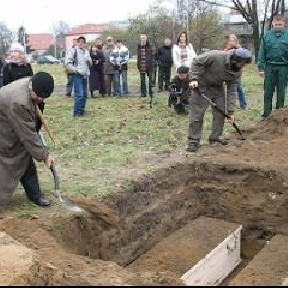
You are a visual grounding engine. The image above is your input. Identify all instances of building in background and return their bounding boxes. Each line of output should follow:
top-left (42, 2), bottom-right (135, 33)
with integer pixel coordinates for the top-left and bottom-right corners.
top-left (27, 33), bottom-right (54, 54)
top-left (25, 20), bottom-right (130, 57)
top-left (65, 23), bottom-right (114, 49)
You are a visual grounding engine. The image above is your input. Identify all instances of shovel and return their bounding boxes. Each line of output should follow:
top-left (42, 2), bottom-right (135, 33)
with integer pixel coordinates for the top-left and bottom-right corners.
top-left (49, 163), bottom-right (84, 213)
top-left (49, 164), bottom-right (120, 225)
top-left (197, 89), bottom-right (246, 140)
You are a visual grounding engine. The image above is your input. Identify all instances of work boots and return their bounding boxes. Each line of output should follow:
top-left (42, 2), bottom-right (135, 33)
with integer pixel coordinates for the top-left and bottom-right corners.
top-left (186, 142), bottom-right (200, 153)
top-left (21, 161), bottom-right (51, 207)
top-left (209, 138), bottom-right (229, 145)
top-left (29, 194), bottom-right (50, 207)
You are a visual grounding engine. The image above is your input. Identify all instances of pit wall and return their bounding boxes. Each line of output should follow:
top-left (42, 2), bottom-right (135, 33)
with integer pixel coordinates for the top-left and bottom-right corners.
top-left (51, 160), bottom-right (288, 266)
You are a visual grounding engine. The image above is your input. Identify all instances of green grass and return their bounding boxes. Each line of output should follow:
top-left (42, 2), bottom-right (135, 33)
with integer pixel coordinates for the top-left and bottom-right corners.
top-left (10, 61), bottom-right (266, 209)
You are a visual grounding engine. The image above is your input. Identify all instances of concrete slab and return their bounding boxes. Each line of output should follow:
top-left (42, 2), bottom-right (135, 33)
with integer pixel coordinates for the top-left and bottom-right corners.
top-left (129, 217), bottom-right (242, 285)
top-left (230, 234), bottom-right (288, 286)
top-left (0, 231), bottom-right (36, 285)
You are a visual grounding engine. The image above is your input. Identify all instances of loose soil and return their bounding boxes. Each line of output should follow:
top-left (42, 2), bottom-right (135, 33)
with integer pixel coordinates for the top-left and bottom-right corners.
top-left (1, 108), bottom-right (288, 285)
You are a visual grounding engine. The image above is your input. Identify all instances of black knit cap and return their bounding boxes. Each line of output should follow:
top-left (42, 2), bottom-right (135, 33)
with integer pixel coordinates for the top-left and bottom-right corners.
top-left (177, 66), bottom-right (189, 74)
top-left (32, 72), bottom-right (54, 98)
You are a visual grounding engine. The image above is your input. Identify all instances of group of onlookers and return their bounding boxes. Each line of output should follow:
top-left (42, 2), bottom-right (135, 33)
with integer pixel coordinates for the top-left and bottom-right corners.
top-left (1, 15), bottom-right (287, 121)
top-left (64, 35), bottom-right (131, 116)
top-left (136, 31), bottom-right (196, 97)
top-left (64, 31), bottom-right (197, 102)
top-left (1, 14), bottom-right (288, 212)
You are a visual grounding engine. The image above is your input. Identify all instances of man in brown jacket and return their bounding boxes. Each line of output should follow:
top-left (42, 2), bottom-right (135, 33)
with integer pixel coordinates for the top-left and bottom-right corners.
top-left (187, 48), bottom-right (252, 152)
top-left (0, 72), bottom-right (55, 212)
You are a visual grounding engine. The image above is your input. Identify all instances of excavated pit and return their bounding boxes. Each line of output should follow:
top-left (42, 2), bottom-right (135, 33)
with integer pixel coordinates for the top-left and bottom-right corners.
top-left (47, 160), bottom-right (288, 285)
top-left (3, 109), bottom-right (288, 285)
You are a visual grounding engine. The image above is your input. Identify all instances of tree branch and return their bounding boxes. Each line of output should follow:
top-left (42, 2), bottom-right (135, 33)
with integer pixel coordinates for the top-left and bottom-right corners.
top-left (198, 0), bottom-right (237, 10)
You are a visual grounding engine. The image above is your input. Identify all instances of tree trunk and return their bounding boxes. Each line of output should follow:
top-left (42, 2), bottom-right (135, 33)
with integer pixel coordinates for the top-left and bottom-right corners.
top-left (251, 0), bottom-right (260, 63)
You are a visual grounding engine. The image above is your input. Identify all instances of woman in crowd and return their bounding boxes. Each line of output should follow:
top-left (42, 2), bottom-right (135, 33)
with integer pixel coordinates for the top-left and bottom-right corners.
top-left (3, 42), bottom-right (33, 86)
top-left (89, 43), bottom-right (105, 97)
top-left (224, 33), bottom-right (248, 110)
top-left (173, 30), bottom-right (197, 71)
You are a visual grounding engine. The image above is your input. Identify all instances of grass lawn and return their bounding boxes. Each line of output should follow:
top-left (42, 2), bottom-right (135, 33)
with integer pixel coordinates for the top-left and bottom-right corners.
top-left (9, 61), bottom-right (266, 212)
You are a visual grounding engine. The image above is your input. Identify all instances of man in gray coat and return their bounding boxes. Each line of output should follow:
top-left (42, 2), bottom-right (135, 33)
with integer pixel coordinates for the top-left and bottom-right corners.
top-left (187, 48), bottom-right (252, 152)
top-left (103, 37), bottom-right (116, 96)
top-left (0, 72), bottom-right (55, 212)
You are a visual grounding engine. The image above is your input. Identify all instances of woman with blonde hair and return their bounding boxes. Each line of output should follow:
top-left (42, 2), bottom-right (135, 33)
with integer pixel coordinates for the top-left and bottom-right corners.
top-left (224, 34), bottom-right (241, 51)
top-left (224, 34), bottom-right (248, 110)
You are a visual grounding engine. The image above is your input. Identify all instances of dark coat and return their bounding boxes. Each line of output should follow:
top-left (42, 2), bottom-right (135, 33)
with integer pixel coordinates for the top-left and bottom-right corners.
top-left (191, 50), bottom-right (241, 115)
top-left (170, 74), bottom-right (191, 100)
top-left (158, 45), bottom-right (173, 68)
top-left (2, 62), bottom-right (33, 86)
top-left (137, 41), bottom-right (153, 73)
top-left (2, 61), bottom-right (43, 131)
top-left (0, 78), bottom-right (49, 211)
top-left (89, 50), bottom-right (105, 92)
top-left (103, 45), bottom-right (116, 75)
top-left (90, 51), bottom-right (105, 70)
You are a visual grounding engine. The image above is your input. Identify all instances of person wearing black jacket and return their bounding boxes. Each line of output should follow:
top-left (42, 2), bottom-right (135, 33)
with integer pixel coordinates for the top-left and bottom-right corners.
top-left (157, 38), bottom-right (173, 92)
top-left (137, 33), bottom-right (154, 97)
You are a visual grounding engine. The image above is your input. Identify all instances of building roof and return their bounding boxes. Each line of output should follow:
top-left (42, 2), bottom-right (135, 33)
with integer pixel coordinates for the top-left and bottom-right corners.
top-left (27, 33), bottom-right (54, 51)
top-left (66, 23), bottom-right (114, 36)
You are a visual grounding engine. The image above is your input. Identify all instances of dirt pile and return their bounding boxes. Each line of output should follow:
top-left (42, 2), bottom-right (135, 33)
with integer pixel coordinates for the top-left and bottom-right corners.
top-left (248, 108), bottom-right (288, 141)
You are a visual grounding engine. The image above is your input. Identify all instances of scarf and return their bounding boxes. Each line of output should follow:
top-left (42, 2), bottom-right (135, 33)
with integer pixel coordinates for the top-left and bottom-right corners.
top-left (180, 44), bottom-right (188, 65)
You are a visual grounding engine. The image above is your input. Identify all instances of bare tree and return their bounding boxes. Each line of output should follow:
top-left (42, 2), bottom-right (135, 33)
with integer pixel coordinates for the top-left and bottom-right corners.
top-left (199, 0), bottom-right (286, 61)
top-left (51, 21), bottom-right (71, 57)
top-left (52, 21), bottom-right (70, 38)
top-left (0, 23), bottom-right (13, 55)
top-left (17, 26), bottom-right (33, 54)
top-left (189, 1), bottom-right (225, 52)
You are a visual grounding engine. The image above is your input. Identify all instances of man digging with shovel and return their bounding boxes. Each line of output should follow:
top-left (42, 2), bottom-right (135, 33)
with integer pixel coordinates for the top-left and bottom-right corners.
top-left (187, 48), bottom-right (252, 153)
top-left (0, 72), bottom-right (55, 212)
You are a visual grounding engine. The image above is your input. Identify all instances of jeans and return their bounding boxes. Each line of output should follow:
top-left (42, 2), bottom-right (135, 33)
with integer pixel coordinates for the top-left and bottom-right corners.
top-left (0, 75), bottom-right (3, 88)
top-left (237, 84), bottom-right (247, 109)
top-left (73, 74), bottom-right (88, 116)
top-left (114, 70), bottom-right (129, 96)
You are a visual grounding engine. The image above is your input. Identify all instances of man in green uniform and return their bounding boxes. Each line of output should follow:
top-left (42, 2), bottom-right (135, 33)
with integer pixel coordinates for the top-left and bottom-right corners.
top-left (258, 14), bottom-right (288, 119)
top-left (187, 48), bottom-right (252, 153)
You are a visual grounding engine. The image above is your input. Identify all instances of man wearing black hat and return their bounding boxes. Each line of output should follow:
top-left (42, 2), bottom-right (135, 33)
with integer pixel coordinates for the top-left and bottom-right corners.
top-left (0, 72), bottom-right (55, 212)
top-left (187, 48), bottom-right (252, 153)
top-left (168, 65), bottom-right (191, 114)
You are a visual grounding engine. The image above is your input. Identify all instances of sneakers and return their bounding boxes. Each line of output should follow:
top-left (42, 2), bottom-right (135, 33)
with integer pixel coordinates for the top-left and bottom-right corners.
top-left (209, 138), bottom-right (229, 145)
top-left (186, 142), bottom-right (200, 153)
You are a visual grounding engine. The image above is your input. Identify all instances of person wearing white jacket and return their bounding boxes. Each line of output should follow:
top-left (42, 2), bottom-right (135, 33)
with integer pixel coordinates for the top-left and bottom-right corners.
top-left (173, 31), bottom-right (197, 70)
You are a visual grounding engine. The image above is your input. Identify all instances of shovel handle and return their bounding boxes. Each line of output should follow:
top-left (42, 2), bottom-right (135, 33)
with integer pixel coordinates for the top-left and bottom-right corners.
top-left (50, 163), bottom-right (60, 191)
